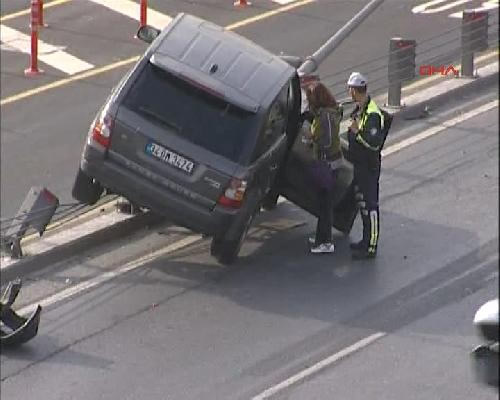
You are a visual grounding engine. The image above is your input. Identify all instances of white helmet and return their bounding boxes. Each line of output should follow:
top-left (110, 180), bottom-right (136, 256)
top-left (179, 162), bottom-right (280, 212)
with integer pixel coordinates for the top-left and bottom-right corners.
top-left (347, 72), bottom-right (367, 87)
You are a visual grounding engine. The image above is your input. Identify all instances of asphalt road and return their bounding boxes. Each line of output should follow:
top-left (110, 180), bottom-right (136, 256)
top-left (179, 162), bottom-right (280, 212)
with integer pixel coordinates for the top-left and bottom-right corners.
top-left (1, 0), bottom-right (498, 219)
top-left (1, 90), bottom-right (497, 399)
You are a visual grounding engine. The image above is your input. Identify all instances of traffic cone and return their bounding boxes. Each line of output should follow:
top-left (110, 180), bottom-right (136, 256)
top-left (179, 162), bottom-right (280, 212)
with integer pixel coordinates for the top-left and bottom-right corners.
top-left (234, 0), bottom-right (251, 7)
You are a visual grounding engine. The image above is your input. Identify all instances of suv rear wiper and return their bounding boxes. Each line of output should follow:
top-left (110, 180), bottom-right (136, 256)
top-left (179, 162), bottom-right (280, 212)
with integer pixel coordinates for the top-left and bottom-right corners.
top-left (138, 107), bottom-right (181, 132)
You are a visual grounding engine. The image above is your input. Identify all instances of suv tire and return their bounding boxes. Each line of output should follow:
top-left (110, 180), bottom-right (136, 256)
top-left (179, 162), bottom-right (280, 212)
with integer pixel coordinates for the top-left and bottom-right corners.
top-left (72, 168), bottom-right (103, 205)
top-left (261, 189), bottom-right (280, 211)
top-left (211, 190), bottom-right (261, 265)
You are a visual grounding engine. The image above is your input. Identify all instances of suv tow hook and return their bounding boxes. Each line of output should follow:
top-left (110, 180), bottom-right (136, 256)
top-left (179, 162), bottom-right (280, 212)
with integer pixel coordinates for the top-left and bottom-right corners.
top-left (1, 279), bottom-right (42, 347)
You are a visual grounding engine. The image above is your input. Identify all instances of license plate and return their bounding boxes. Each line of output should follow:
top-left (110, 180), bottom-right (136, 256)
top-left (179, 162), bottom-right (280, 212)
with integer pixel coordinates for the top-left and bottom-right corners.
top-left (145, 142), bottom-right (195, 174)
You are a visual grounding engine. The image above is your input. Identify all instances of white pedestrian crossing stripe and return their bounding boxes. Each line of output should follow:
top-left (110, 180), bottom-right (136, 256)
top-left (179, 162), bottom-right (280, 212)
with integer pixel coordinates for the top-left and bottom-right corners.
top-left (0, 25), bottom-right (94, 75)
top-left (87, 0), bottom-right (172, 29)
top-left (412, 0), bottom-right (499, 18)
top-left (0, 0), bottom-right (301, 75)
top-left (272, 0), bottom-right (301, 4)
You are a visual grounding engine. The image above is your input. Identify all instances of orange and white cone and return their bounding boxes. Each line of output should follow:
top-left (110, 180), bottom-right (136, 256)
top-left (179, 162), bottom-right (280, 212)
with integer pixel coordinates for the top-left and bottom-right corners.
top-left (234, 0), bottom-right (251, 7)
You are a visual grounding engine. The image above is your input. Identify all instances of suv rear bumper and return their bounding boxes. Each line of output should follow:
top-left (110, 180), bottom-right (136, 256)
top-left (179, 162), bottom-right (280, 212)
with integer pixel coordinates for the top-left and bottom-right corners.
top-left (81, 150), bottom-right (237, 236)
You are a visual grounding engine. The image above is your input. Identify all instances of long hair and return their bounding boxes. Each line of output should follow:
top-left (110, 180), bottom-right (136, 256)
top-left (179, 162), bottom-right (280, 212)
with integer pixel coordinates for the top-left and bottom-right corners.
top-left (306, 82), bottom-right (337, 110)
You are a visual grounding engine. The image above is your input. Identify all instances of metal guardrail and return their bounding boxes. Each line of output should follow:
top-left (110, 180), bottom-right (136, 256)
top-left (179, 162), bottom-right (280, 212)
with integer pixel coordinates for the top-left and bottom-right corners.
top-left (0, 189), bottom-right (120, 259)
top-left (321, 11), bottom-right (499, 106)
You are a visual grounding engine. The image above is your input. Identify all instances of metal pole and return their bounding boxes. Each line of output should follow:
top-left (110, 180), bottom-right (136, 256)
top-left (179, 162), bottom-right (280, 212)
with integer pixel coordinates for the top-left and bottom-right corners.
top-left (461, 51), bottom-right (474, 77)
top-left (297, 0), bottom-right (385, 76)
top-left (387, 82), bottom-right (401, 108)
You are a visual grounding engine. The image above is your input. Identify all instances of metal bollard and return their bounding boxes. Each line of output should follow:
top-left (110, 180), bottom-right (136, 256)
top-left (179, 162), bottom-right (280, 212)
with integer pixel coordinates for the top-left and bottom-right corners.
top-left (387, 38), bottom-right (416, 108)
top-left (461, 10), bottom-right (489, 78)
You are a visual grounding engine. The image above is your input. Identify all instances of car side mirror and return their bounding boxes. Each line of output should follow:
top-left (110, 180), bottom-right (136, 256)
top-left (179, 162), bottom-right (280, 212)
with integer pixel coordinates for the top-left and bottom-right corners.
top-left (474, 299), bottom-right (499, 342)
top-left (136, 25), bottom-right (161, 44)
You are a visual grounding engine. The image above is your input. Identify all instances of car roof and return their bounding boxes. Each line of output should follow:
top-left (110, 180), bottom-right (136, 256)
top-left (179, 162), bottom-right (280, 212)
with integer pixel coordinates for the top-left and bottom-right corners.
top-left (148, 13), bottom-right (296, 113)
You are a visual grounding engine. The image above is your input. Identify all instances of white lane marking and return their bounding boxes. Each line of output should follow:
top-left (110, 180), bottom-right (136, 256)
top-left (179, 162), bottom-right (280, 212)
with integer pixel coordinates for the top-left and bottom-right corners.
top-left (251, 332), bottom-right (387, 400)
top-left (0, 42), bottom-right (20, 53)
top-left (0, 25), bottom-right (94, 75)
top-left (412, 0), bottom-right (474, 14)
top-left (17, 234), bottom-right (202, 316)
top-left (87, 0), bottom-right (172, 29)
top-left (272, 0), bottom-right (300, 4)
top-left (382, 99), bottom-right (498, 157)
top-left (449, 0), bottom-right (499, 18)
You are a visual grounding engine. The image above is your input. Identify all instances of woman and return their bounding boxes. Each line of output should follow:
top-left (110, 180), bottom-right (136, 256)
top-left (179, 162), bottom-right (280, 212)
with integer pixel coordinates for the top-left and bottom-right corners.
top-left (304, 82), bottom-right (344, 254)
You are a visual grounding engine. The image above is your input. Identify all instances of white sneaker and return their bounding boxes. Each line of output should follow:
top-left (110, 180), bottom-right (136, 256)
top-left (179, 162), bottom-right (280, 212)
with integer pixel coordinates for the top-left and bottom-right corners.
top-left (310, 243), bottom-right (335, 254)
top-left (308, 237), bottom-right (316, 245)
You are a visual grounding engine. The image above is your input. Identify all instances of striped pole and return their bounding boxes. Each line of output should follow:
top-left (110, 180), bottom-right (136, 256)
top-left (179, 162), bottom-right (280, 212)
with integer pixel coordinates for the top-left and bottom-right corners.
top-left (140, 0), bottom-right (147, 28)
top-left (25, 0), bottom-right (44, 76)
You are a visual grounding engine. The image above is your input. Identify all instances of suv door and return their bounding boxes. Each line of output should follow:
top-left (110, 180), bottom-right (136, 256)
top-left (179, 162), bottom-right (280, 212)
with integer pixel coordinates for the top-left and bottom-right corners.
top-left (274, 80), bottom-right (358, 234)
top-left (249, 85), bottom-right (289, 195)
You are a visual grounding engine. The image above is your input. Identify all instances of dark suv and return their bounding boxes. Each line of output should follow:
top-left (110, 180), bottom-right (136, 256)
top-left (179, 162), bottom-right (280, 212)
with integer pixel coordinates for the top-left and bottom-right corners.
top-left (72, 13), bottom-right (356, 264)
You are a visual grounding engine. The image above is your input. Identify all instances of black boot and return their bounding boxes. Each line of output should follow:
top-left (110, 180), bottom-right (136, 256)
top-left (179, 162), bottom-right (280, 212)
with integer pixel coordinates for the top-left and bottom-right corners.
top-left (350, 212), bottom-right (370, 250)
top-left (351, 247), bottom-right (377, 260)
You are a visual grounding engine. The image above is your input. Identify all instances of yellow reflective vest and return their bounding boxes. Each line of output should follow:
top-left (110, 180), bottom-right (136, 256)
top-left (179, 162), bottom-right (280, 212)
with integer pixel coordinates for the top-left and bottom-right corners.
top-left (355, 99), bottom-right (384, 152)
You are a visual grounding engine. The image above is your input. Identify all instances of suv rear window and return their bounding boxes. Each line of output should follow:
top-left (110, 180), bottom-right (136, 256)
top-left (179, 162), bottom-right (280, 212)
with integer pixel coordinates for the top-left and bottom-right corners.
top-left (123, 62), bottom-right (260, 163)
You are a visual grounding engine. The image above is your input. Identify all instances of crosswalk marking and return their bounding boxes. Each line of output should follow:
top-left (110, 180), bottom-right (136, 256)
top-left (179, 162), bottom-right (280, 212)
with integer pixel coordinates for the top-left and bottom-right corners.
top-left (87, 0), bottom-right (172, 29)
top-left (272, 0), bottom-right (301, 4)
top-left (449, 0), bottom-right (499, 17)
top-left (0, 25), bottom-right (94, 75)
top-left (412, 0), bottom-right (499, 18)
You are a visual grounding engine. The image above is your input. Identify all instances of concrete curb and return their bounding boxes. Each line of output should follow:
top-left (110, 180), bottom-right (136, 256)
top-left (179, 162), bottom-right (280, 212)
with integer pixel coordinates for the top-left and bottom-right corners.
top-left (1, 212), bottom-right (167, 283)
top-left (1, 61), bottom-right (498, 282)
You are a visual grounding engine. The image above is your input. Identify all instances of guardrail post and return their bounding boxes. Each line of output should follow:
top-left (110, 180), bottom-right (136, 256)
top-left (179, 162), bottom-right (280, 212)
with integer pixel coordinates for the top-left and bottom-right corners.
top-left (386, 38), bottom-right (416, 108)
top-left (461, 10), bottom-right (488, 78)
top-left (1, 187), bottom-right (58, 259)
top-left (24, 0), bottom-right (44, 77)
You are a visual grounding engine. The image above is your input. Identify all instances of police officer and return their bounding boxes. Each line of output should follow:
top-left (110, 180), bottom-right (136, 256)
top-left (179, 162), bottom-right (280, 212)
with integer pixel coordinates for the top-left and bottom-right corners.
top-left (346, 72), bottom-right (384, 259)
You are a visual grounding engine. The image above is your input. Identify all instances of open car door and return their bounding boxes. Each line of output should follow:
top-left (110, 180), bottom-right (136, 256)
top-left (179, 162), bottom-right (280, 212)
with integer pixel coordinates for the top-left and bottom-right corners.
top-left (276, 128), bottom-right (357, 234)
top-left (264, 74), bottom-right (357, 234)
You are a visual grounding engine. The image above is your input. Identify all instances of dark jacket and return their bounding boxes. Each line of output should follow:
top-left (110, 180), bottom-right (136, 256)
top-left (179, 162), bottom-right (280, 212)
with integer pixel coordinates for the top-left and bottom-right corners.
top-left (347, 96), bottom-right (382, 169)
top-left (310, 106), bottom-right (343, 164)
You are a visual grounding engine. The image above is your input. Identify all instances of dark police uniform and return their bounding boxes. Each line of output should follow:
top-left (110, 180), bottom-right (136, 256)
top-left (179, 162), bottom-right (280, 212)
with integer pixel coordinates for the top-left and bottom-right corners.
top-left (348, 96), bottom-right (384, 257)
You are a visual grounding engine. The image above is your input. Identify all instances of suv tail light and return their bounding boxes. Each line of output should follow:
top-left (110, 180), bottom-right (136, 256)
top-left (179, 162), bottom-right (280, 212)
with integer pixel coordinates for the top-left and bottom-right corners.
top-left (217, 178), bottom-right (247, 209)
top-left (90, 112), bottom-right (114, 150)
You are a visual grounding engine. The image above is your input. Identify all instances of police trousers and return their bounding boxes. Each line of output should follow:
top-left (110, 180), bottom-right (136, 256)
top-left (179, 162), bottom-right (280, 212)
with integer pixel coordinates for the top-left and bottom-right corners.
top-left (353, 164), bottom-right (380, 253)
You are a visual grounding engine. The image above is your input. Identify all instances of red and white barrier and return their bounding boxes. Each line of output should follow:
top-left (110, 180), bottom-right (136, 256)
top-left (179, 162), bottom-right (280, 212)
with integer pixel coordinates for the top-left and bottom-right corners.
top-left (25, 0), bottom-right (44, 77)
top-left (38, 0), bottom-right (48, 28)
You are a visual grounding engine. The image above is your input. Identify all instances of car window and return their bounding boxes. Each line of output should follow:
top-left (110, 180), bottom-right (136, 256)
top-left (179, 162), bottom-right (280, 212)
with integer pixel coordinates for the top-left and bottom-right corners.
top-left (122, 62), bottom-right (260, 163)
top-left (253, 84), bottom-right (289, 160)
